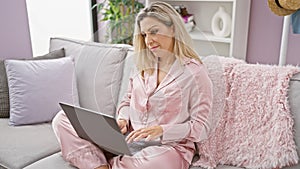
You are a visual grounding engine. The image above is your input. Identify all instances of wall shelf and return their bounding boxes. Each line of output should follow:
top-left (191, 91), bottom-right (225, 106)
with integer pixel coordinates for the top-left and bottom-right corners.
top-left (189, 30), bottom-right (232, 43)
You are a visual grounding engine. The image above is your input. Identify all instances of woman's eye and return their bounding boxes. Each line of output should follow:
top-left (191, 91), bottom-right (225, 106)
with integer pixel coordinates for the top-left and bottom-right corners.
top-left (150, 29), bottom-right (158, 35)
top-left (141, 29), bottom-right (158, 37)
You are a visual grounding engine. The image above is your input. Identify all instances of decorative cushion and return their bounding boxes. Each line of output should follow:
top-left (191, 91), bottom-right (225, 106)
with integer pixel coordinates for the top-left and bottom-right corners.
top-left (0, 48), bottom-right (65, 118)
top-left (201, 55), bottom-right (245, 132)
top-left (195, 56), bottom-right (300, 169)
top-left (5, 57), bottom-right (78, 126)
top-left (49, 37), bottom-right (129, 117)
top-left (0, 60), bottom-right (9, 118)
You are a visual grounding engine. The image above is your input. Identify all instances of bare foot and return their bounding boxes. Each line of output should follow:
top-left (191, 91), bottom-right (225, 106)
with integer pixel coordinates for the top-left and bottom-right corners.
top-left (94, 165), bottom-right (109, 169)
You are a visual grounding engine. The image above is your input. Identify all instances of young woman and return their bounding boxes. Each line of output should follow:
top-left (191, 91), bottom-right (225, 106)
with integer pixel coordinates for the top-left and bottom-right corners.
top-left (52, 1), bottom-right (213, 169)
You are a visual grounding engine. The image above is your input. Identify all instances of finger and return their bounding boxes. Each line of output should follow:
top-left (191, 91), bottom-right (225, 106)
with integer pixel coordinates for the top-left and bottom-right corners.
top-left (117, 120), bottom-right (125, 127)
top-left (130, 128), bottom-right (154, 142)
top-left (126, 129), bottom-right (145, 143)
top-left (125, 130), bottom-right (138, 143)
top-left (127, 130), bottom-right (143, 143)
top-left (118, 123), bottom-right (124, 129)
top-left (145, 134), bottom-right (152, 141)
top-left (117, 122), bottom-right (124, 129)
top-left (120, 126), bottom-right (127, 134)
top-left (145, 130), bottom-right (160, 141)
top-left (144, 129), bottom-right (161, 141)
top-left (133, 132), bottom-right (149, 141)
top-left (125, 129), bottom-right (137, 140)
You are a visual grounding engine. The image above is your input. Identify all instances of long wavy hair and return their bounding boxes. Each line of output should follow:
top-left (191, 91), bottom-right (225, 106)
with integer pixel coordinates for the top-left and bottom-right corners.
top-left (133, 1), bottom-right (201, 73)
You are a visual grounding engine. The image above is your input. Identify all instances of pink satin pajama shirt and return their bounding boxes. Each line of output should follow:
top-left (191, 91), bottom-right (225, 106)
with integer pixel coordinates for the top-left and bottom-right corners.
top-left (52, 57), bottom-right (213, 169)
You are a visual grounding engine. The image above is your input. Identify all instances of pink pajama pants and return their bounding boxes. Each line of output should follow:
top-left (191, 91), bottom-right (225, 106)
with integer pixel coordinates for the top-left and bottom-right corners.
top-left (52, 111), bottom-right (189, 169)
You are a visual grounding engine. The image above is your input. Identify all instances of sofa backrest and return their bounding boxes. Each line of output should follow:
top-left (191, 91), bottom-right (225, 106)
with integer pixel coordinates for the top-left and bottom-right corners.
top-left (49, 37), bottom-right (133, 117)
top-left (117, 49), bottom-right (134, 106)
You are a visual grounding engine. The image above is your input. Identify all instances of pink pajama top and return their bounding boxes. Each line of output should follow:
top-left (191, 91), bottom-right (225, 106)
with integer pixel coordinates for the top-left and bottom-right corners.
top-left (117, 57), bottom-right (213, 164)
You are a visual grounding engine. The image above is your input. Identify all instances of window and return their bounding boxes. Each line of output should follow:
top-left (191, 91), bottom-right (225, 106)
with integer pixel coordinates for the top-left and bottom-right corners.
top-left (26, 0), bottom-right (93, 56)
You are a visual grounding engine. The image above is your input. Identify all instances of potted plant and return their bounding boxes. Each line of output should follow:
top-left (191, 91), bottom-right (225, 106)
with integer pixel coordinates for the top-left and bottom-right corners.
top-left (93, 0), bottom-right (144, 45)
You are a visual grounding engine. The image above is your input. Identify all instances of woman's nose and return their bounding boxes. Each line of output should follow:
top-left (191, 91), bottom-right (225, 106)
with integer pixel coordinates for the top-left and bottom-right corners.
top-left (145, 34), bottom-right (153, 46)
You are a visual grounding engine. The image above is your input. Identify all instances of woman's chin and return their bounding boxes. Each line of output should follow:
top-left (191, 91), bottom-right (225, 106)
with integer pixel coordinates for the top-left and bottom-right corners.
top-left (152, 49), bottom-right (173, 57)
top-left (150, 48), bottom-right (159, 53)
top-left (150, 50), bottom-right (160, 57)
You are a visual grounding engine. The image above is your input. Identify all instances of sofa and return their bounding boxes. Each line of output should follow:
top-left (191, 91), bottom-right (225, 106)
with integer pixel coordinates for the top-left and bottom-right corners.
top-left (0, 37), bottom-right (299, 169)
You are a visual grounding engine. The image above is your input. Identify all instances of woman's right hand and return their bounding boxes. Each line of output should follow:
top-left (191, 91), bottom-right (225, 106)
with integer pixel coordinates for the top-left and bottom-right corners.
top-left (117, 119), bottom-right (128, 134)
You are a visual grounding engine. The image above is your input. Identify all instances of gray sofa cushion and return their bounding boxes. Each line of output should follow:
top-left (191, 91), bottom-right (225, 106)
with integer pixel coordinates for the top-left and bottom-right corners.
top-left (0, 119), bottom-right (60, 169)
top-left (117, 48), bottom-right (134, 106)
top-left (24, 152), bottom-right (76, 169)
top-left (0, 48), bottom-right (65, 118)
top-left (49, 38), bottom-right (131, 117)
top-left (289, 72), bottom-right (300, 160)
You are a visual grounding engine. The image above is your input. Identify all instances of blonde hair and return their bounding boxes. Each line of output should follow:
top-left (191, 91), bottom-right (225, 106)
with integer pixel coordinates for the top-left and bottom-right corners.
top-left (133, 1), bottom-right (202, 72)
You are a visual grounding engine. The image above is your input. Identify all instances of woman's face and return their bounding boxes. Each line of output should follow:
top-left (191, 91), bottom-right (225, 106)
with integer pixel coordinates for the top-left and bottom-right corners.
top-left (139, 17), bottom-right (175, 57)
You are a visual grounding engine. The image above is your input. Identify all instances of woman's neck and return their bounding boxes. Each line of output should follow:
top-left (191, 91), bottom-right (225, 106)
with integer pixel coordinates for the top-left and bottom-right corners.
top-left (157, 54), bottom-right (176, 70)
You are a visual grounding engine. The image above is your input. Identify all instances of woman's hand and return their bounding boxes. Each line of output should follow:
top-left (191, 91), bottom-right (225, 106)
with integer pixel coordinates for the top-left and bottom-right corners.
top-left (126, 125), bottom-right (163, 143)
top-left (117, 119), bottom-right (128, 134)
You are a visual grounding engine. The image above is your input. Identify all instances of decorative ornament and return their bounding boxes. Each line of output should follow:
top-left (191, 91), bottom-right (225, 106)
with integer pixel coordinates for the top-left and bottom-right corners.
top-left (211, 6), bottom-right (232, 37)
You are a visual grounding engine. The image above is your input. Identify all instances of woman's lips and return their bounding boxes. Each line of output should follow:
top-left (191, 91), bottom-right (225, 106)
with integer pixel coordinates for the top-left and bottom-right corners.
top-left (150, 46), bottom-right (159, 51)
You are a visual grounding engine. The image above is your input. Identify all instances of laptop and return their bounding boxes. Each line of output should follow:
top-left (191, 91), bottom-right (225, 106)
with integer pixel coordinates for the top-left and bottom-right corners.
top-left (59, 102), bottom-right (133, 156)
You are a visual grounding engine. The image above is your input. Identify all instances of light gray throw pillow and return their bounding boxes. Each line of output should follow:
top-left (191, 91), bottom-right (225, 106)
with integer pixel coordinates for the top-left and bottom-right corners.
top-left (0, 48), bottom-right (65, 118)
top-left (5, 57), bottom-right (78, 126)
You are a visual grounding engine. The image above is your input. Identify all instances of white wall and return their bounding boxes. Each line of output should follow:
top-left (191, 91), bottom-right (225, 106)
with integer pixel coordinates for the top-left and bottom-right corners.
top-left (26, 0), bottom-right (93, 56)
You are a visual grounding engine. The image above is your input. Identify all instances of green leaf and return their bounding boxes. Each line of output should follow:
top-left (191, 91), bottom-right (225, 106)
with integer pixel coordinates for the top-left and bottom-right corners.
top-left (94, 0), bottom-right (144, 44)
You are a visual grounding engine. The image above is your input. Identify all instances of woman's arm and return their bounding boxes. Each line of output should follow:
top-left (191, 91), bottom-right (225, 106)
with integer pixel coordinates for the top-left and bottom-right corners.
top-left (116, 71), bottom-right (134, 127)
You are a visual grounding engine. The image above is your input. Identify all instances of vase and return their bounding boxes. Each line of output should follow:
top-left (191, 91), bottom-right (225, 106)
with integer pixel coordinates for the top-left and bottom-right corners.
top-left (211, 6), bottom-right (232, 37)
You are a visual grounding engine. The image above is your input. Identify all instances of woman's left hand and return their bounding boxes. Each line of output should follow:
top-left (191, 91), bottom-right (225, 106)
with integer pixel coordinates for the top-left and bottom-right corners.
top-left (126, 125), bottom-right (163, 143)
